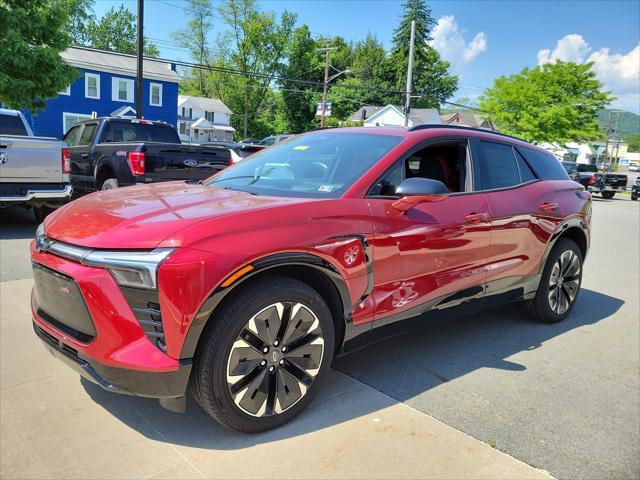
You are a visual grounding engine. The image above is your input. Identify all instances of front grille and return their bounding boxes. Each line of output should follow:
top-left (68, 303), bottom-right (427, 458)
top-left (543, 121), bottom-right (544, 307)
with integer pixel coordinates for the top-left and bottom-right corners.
top-left (120, 287), bottom-right (166, 351)
top-left (34, 323), bottom-right (83, 362)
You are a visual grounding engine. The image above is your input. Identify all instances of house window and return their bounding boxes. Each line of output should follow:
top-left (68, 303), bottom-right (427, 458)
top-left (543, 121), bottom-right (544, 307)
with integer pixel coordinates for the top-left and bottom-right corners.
top-left (181, 107), bottom-right (186, 117)
top-left (189, 108), bottom-right (192, 119)
top-left (59, 84), bottom-right (71, 96)
top-left (179, 121), bottom-right (186, 135)
top-left (205, 111), bottom-right (214, 122)
top-left (63, 112), bottom-right (92, 133)
top-left (150, 83), bottom-right (162, 106)
top-left (85, 73), bottom-right (100, 99)
top-left (111, 77), bottom-right (134, 103)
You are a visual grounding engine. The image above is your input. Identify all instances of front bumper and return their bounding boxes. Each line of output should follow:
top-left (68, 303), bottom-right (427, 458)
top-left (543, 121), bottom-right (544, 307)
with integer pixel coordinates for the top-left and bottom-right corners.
top-left (30, 241), bottom-right (191, 399)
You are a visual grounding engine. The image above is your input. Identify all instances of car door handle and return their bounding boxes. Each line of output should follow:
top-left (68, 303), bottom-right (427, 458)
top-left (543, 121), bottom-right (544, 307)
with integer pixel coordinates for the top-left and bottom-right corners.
top-left (81, 153), bottom-right (89, 158)
top-left (464, 212), bottom-right (490, 223)
top-left (539, 202), bottom-right (558, 212)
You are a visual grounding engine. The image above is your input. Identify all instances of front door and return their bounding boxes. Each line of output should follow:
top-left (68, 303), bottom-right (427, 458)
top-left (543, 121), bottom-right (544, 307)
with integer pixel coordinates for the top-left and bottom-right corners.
top-left (366, 138), bottom-right (492, 325)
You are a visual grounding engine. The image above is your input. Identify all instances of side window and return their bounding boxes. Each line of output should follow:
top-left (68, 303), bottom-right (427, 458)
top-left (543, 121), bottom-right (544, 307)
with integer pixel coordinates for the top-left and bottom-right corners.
top-left (514, 149), bottom-right (537, 183)
top-left (63, 125), bottom-right (82, 146)
top-left (519, 146), bottom-right (569, 180)
top-left (478, 141), bottom-right (520, 190)
top-left (79, 123), bottom-right (97, 146)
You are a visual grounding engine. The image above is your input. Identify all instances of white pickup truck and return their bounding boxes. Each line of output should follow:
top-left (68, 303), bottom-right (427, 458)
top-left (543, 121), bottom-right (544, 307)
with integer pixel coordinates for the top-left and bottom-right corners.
top-left (0, 109), bottom-right (72, 221)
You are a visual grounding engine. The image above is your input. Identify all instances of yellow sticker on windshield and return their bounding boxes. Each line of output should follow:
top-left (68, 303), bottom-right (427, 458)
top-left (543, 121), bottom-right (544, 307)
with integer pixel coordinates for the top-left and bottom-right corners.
top-left (293, 145), bottom-right (309, 150)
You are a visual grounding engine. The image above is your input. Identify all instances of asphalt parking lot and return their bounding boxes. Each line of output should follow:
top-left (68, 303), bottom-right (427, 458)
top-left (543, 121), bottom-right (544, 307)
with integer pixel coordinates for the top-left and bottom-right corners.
top-left (1, 196), bottom-right (638, 479)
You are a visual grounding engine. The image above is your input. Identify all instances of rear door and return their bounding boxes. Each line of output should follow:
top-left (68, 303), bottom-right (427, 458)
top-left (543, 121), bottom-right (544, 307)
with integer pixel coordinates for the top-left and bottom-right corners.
top-left (65, 122), bottom-right (98, 192)
top-left (367, 137), bottom-right (492, 325)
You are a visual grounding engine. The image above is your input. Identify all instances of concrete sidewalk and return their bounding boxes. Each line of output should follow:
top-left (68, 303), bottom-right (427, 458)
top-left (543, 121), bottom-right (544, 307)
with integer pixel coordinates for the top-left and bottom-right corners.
top-left (1, 279), bottom-right (550, 479)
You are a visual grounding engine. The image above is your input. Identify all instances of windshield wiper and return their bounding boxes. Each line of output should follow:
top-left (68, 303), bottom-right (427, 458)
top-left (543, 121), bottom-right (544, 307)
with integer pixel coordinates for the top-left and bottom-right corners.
top-left (210, 175), bottom-right (261, 184)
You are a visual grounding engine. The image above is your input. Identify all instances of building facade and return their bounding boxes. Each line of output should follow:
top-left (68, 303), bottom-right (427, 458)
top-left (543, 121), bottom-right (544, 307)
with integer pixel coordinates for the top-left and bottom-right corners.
top-left (349, 105), bottom-right (442, 128)
top-left (22, 46), bottom-right (180, 139)
top-left (177, 95), bottom-right (235, 143)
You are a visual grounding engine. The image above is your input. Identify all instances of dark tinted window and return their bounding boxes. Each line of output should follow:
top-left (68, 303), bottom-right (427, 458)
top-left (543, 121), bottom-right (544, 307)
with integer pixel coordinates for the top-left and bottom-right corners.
top-left (63, 125), bottom-right (82, 146)
top-left (101, 121), bottom-right (180, 143)
top-left (0, 114), bottom-right (28, 136)
top-left (519, 146), bottom-right (569, 180)
top-left (577, 164), bottom-right (598, 173)
top-left (79, 123), bottom-right (97, 146)
top-left (478, 141), bottom-right (521, 190)
top-left (515, 149), bottom-right (537, 182)
top-left (562, 162), bottom-right (577, 175)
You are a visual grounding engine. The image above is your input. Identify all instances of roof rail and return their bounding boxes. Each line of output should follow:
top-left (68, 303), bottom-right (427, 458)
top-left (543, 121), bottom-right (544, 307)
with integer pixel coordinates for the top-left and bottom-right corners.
top-left (408, 124), bottom-right (526, 142)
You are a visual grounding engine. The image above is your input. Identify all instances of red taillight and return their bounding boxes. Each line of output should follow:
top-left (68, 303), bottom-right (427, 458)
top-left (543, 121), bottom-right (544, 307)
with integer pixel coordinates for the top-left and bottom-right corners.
top-left (588, 175), bottom-right (597, 185)
top-left (127, 151), bottom-right (145, 176)
top-left (61, 148), bottom-right (71, 173)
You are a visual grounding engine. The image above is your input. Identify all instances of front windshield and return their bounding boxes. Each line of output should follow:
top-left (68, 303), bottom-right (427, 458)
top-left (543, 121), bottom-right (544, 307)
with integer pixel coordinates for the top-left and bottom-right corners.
top-left (206, 131), bottom-right (403, 198)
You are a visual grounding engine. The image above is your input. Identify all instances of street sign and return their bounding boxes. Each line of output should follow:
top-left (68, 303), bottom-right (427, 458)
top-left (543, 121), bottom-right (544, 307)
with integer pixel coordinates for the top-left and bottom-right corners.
top-left (316, 101), bottom-right (332, 117)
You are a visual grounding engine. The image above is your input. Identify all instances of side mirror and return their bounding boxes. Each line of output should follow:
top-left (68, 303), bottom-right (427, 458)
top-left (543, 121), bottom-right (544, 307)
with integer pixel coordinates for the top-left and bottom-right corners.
top-left (391, 177), bottom-right (449, 213)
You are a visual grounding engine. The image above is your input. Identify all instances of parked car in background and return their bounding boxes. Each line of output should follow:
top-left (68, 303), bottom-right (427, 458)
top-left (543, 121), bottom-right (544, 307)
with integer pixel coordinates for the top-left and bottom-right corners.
top-left (561, 161), bottom-right (627, 199)
top-left (200, 141), bottom-right (265, 164)
top-left (240, 138), bottom-right (261, 144)
top-left (259, 134), bottom-right (293, 146)
top-left (31, 125), bottom-right (590, 433)
top-left (628, 163), bottom-right (639, 172)
top-left (631, 177), bottom-right (639, 201)
top-left (0, 108), bottom-right (72, 221)
top-left (64, 117), bottom-right (233, 194)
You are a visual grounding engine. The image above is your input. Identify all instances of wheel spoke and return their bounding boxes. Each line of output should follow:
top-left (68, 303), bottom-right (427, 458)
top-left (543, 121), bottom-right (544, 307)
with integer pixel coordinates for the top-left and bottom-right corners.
top-left (282, 304), bottom-right (318, 345)
top-left (281, 359), bottom-right (314, 387)
top-left (228, 344), bottom-right (263, 377)
top-left (253, 303), bottom-right (284, 345)
top-left (238, 328), bottom-right (267, 354)
top-left (236, 370), bottom-right (269, 416)
top-left (276, 367), bottom-right (304, 412)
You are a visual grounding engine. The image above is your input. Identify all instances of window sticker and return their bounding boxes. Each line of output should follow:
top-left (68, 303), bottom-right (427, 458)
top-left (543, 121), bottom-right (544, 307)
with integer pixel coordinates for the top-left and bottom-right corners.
top-left (293, 145), bottom-right (309, 150)
top-left (318, 185), bottom-right (334, 192)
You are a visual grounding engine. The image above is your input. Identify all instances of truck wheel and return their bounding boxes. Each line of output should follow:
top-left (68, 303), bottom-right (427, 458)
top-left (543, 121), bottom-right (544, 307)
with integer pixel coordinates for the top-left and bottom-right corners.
top-left (632, 193), bottom-right (638, 201)
top-left (101, 178), bottom-right (118, 190)
top-left (189, 275), bottom-right (335, 432)
top-left (527, 238), bottom-right (583, 323)
top-left (601, 191), bottom-right (615, 199)
top-left (33, 206), bottom-right (54, 223)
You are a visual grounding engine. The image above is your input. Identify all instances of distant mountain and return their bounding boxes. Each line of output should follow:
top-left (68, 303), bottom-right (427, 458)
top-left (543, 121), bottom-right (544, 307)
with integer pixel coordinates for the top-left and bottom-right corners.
top-left (597, 110), bottom-right (640, 138)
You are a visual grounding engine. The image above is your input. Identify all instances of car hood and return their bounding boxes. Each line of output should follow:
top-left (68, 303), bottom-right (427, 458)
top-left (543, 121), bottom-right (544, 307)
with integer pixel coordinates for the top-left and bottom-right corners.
top-left (44, 182), bottom-right (309, 249)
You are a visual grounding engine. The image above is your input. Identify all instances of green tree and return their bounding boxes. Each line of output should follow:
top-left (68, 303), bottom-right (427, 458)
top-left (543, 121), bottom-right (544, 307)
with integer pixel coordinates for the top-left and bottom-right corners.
top-left (209, 0), bottom-right (296, 137)
top-left (480, 61), bottom-right (613, 143)
top-left (0, 0), bottom-right (79, 111)
top-left (68, 0), bottom-right (96, 45)
top-left (171, 0), bottom-right (214, 95)
top-left (625, 134), bottom-right (640, 152)
top-left (84, 5), bottom-right (160, 57)
top-left (389, 0), bottom-right (458, 108)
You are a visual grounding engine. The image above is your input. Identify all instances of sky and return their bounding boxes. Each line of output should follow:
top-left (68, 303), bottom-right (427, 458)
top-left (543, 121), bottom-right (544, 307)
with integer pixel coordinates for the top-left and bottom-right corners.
top-left (93, 0), bottom-right (640, 113)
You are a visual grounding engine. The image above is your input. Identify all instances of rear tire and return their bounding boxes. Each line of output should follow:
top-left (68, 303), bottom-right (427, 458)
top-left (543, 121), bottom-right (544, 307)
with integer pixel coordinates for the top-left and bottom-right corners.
top-left (601, 191), bottom-right (615, 199)
top-left (631, 193), bottom-right (638, 201)
top-left (101, 178), bottom-right (118, 190)
top-left (527, 238), bottom-right (583, 323)
top-left (189, 275), bottom-right (335, 432)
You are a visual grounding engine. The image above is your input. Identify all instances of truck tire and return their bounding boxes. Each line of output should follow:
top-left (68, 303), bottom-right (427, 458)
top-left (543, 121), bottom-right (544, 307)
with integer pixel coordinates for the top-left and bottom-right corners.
top-left (33, 206), bottom-right (54, 223)
top-left (189, 275), bottom-right (335, 432)
top-left (632, 193), bottom-right (638, 201)
top-left (101, 178), bottom-right (118, 190)
top-left (601, 191), bottom-right (615, 199)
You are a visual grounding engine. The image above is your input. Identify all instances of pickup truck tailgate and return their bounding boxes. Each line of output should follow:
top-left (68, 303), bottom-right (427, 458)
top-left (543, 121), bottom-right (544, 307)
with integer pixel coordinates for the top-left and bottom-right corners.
top-left (144, 144), bottom-right (231, 181)
top-left (602, 174), bottom-right (627, 188)
top-left (0, 135), bottom-right (64, 183)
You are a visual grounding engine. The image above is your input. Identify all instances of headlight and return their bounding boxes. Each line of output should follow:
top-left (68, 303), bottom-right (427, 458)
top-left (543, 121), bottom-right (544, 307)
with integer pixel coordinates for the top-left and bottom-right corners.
top-left (35, 223), bottom-right (44, 240)
top-left (83, 249), bottom-right (175, 290)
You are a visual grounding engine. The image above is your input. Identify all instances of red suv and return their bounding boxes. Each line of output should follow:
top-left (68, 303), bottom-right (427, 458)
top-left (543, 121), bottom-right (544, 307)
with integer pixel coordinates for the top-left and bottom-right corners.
top-left (31, 126), bottom-right (591, 432)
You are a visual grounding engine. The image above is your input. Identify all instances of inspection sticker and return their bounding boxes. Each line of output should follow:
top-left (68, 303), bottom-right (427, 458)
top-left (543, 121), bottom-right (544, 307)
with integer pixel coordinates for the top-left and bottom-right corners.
top-left (318, 185), bottom-right (334, 192)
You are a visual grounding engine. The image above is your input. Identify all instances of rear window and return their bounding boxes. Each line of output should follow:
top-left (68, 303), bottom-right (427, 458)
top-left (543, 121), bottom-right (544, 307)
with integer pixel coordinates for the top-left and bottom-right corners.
top-left (518, 146), bottom-right (569, 180)
top-left (0, 114), bottom-right (28, 136)
top-left (101, 121), bottom-right (180, 144)
top-left (577, 164), bottom-right (598, 173)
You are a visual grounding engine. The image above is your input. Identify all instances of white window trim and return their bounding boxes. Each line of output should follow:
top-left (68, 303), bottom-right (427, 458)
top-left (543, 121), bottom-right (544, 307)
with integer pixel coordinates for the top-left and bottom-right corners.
top-left (149, 82), bottom-right (163, 107)
top-left (59, 84), bottom-right (71, 96)
top-left (85, 73), bottom-right (100, 99)
top-left (62, 112), bottom-right (92, 134)
top-left (111, 77), bottom-right (134, 103)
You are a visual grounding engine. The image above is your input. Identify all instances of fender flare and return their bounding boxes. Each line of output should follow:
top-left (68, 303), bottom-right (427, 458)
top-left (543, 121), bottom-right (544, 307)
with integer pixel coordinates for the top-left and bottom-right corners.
top-left (94, 157), bottom-right (119, 186)
top-left (178, 252), bottom-right (352, 360)
top-left (537, 216), bottom-right (589, 275)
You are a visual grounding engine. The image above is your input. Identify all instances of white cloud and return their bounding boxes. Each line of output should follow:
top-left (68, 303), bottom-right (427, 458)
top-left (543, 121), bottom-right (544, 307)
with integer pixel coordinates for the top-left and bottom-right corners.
top-left (430, 15), bottom-right (487, 71)
top-left (537, 35), bottom-right (640, 113)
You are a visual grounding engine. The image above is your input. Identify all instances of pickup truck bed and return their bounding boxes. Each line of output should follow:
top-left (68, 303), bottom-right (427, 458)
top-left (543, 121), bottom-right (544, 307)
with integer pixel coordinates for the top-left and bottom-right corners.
top-left (64, 117), bottom-right (232, 194)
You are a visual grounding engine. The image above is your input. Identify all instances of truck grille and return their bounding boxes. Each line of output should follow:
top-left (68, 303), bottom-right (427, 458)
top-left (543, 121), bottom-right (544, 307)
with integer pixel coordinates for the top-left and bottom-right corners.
top-left (120, 287), bottom-right (166, 351)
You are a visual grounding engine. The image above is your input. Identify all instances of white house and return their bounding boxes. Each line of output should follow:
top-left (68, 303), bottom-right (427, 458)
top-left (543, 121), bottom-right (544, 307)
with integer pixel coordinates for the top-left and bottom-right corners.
top-left (177, 95), bottom-right (234, 143)
top-left (349, 105), bottom-right (442, 128)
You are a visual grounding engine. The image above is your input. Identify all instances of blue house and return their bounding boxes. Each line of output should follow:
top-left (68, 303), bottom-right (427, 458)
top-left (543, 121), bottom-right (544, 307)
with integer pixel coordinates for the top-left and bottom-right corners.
top-left (24, 46), bottom-right (180, 138)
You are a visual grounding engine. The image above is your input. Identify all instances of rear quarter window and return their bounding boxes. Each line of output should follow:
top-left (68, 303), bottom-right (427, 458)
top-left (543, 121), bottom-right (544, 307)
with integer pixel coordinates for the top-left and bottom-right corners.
top-left (0, 114), bottom-right (28, 136)
top-left (518, 146), bottom-right (569, 180)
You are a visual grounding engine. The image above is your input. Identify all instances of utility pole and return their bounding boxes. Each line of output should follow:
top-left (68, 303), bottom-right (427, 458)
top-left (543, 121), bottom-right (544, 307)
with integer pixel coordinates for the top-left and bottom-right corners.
top-left (603, 111), bottom-right (611, 171)
top-left (136, 0), bottom-right (144, 119)
top-left (404, 20), bottom-right (416, 127)
top-left (317, 39), bottom-right (336, 129)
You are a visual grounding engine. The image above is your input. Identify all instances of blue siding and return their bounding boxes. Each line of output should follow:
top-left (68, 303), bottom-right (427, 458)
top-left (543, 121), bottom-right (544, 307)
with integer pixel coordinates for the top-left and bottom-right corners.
top-left (25, 67), bottom-right (178, 139)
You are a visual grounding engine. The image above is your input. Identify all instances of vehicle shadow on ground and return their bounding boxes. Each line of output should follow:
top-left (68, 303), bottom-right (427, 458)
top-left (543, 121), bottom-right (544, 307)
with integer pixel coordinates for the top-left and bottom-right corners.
top-left (82, 287), bottom-right (623, 449)
top-left (0, 206), bottom-right (37, 240)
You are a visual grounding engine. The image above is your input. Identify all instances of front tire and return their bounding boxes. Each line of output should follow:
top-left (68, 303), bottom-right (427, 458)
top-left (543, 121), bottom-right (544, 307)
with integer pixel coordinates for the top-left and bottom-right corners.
top-left (601, 191), bottom-right (615, 199)
top-left (528, 238), bottom-right (583, 323)
top-left (190, 275), bottom-right (335, 432)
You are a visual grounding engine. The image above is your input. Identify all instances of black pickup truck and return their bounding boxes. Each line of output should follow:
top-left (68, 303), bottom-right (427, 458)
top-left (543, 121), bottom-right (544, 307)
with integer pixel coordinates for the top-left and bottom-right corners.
top-left (63, 117), bottom-right (232, 193)
top-left (561, 161), bottom-right (628, 199)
